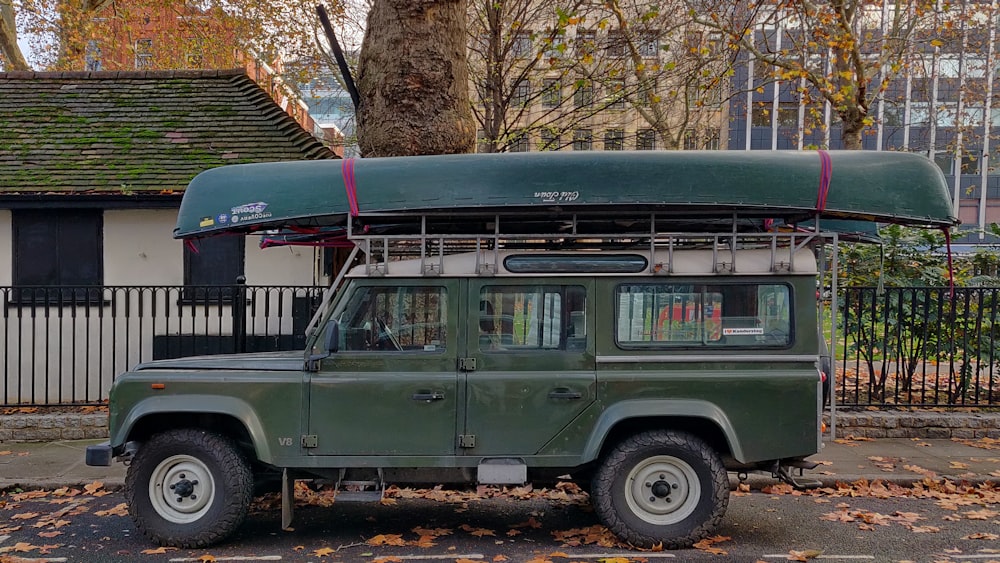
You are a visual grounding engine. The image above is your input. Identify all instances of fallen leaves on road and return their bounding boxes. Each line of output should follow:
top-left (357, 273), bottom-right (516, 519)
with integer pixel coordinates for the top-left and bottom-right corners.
top-left (693, 534), bottom-right (730, 556)
top-left (787, 548), bottom-right (823, 561)
top-left (964, 532), bottom-right (1000, 540)
top-left (94, 503), bottom-right (128, 517)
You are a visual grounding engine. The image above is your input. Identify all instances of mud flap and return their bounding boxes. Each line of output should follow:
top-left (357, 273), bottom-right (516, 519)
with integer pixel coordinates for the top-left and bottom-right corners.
top-left (281, 468), bottom-right (294, 529)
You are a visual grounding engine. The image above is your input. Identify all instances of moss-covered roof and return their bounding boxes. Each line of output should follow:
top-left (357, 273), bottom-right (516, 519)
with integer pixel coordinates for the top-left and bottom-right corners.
top-left (0, 69), bottom-right (337, 194)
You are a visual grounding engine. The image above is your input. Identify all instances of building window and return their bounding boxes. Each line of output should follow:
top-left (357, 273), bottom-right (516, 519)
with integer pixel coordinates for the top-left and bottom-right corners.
top-left (574, 80), bottom-right (594, 108)
top-left (85, 40), bottom-right (102, 71)
top-left (777, 102), bottom-right (799, 128)
top-left (683, 130), bottom-right (698, 150)
top-left (636, 129), bottom-right (656, 150)
top-left (510, 130), bottom-right (530, 152)
top-left (638, 33), bottom-right (659, 57)
top-left (512, 31), bottom-right (532, 58)
top-left (606, 30), bottom-right (625, 56)
top-left (751, 104), bottom-right (772, 127)
top-left (512, 79), bottom-right (530, 107)
top-left (186, 37), bottom-right (204, 67)
top-left (13, 210), bottom-right (103, 301)
top-left (704, 129), bottom-right (720, 150)
top-left (607, 79), bottom-right (626, 109)
top-left (604, 129), bottom-right (624, 151)
top-left (540, 130), bottom-right (560, 151)
top-left (573, 129), bottom-right (593, 151)
top-left (135, 38), bottom-right (153, 69)
top-left (576, 29), bottom-right (596, 55)
top-left (541, 78), bottom-right (561, 107)
top-left (184, 236), bottom-right (245, 301)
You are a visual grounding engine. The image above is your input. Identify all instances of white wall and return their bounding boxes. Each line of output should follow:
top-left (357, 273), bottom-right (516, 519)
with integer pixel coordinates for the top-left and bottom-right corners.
top-left (0, 210), bottom-right (11, 286)
top-left (104, 209), bottom-right (183, 285)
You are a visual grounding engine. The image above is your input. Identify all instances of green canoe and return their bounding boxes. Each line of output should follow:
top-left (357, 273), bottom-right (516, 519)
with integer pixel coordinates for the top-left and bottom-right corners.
top-left (174, 150), bottom-right (957, 240)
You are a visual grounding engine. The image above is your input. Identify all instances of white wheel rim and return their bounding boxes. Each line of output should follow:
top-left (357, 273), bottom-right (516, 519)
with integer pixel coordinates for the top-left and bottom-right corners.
top-left (148, 454), bottom-right (216, 524)
top-left (624, 454), bottom-right (701, 526)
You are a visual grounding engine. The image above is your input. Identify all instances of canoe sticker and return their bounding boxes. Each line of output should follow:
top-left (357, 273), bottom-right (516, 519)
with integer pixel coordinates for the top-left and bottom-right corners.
top-left (534, 191), bottom-right (580, 203)
top-left (229, 201), bottom-right (272, 224)
top-left (199, 217), bottom-right (215, 228)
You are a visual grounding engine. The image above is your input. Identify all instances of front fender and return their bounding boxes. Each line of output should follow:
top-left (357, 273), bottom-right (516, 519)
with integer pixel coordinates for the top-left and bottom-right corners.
top-left (580, 399), bottom-right (744, 463)
top-left (112, 395), bottom-right (273, 463)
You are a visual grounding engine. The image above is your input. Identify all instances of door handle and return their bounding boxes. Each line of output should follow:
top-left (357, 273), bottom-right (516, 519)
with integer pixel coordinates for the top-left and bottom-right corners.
top-left (412, 391), bottom-right (445, 402)
top-left (548, 388), bottom-right (583, 400)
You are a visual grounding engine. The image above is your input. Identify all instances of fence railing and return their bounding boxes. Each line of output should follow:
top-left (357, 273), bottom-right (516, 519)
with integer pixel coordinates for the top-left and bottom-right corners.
top-left (839, 286), bottom-right (1000, 408)
top-left (2, 284), bottom-right (325, 406)
top-left (6, 284), bottom-right (998, 408)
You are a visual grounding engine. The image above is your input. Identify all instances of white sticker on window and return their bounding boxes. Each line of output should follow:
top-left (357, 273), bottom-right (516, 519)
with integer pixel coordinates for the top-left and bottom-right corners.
top-left (723, 327), bottom-right (764, 336)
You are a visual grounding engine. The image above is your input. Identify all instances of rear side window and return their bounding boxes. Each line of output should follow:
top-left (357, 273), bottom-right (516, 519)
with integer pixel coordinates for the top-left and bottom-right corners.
top-left (615, 283), bottom-right (791, 347)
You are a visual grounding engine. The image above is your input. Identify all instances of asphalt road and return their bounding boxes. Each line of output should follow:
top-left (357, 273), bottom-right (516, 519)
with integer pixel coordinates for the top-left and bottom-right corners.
top-left (1, 486), bottom-right (998, 562)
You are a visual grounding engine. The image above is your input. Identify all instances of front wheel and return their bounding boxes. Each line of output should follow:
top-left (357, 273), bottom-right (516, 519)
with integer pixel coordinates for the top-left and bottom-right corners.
top-left (591, 430), bottom-right (729, 548)
top-left (125, 429), bottom-right (253, 548)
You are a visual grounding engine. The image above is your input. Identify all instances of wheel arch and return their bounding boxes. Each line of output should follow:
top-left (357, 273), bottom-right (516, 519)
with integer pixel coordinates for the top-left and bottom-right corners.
top-left (114, 396), bottom-right (271, 463)
top-left (581, 399), bottom-right (743, 464)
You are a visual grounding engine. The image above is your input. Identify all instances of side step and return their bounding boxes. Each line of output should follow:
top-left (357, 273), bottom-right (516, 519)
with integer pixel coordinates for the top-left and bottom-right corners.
top-left (334, 469), bottom-right (385, 502)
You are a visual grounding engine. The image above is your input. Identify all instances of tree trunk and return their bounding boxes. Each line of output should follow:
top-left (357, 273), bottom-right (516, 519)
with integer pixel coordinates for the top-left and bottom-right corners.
top-left (357, 0), bottom-right (475, 157)
top-left (0, 0), bottom-right (30, 70)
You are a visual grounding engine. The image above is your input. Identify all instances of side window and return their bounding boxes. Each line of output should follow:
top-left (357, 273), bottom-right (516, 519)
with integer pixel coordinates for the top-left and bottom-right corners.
top-left (478, 285), bottom-right (587, 352)
top-left (337, 286), bottom-right (447, 352)
top-left (615, 283), bottom-right (791, 347)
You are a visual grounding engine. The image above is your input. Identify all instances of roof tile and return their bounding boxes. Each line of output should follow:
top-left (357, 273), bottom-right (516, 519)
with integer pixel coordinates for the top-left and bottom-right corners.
top-left (0, 69), bottom-right (336, 194)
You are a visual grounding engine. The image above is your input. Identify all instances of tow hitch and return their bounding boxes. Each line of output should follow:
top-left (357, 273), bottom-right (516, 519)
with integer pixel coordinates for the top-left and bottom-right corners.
top-left (773, 459), bottom-right (823, 490)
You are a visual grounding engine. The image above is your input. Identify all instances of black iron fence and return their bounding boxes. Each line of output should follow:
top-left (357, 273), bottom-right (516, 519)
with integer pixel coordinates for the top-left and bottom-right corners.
top-left (838, 286), bottom-right (1000, 407)
top-left (6, 283), bottom-right (998, 408)
top-left (1, 284), bottom-right (325, 406)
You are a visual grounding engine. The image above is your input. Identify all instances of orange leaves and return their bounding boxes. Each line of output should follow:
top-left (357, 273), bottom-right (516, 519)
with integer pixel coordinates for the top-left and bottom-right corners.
top-left (459, 524), bottom-right (495, 537)
top-left (787, 549), bottom-right (823, 561)
top-left (367, 534), bottom-right (408, 547)
top-left (9, 513), bottom-right (39, 521)
top-left (312, 547), bottom-right (337, 557)
top-left (551, 525), bottom-right (622, 549)
top-left (94, 503), bottom-right (128, 517)
top-left (693, 534), bottom-right (731, 556)
top-left (140, 547), bottom-right (177, 554)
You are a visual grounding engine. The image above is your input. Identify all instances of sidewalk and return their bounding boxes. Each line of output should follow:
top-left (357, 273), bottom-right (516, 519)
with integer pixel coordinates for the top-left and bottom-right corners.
top-left (1, 437), bottom-right (997, 492)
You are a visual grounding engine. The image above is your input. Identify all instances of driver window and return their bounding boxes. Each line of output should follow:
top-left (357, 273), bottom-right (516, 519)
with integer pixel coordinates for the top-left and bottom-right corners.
top-left (337, 286), bottom-right (447, 352)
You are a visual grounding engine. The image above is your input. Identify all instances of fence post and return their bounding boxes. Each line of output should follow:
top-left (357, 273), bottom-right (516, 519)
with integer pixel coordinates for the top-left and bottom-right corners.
top-left (234, 276), bottom-right (247, 353)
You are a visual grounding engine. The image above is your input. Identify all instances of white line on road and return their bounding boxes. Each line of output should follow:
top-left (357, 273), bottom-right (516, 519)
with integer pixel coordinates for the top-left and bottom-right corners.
top-left (372, 556), bottom-right (484, 561)
top-left (169, 557), bottom-right (282, 562)
top-left (8, 559), bottom-right (67, 563)
top-left (763, 556), bottom-right (875, 560)
top-left (0, 535), bottom-right (9, 545)
top-left (572, 554), bottom-right (675, 559)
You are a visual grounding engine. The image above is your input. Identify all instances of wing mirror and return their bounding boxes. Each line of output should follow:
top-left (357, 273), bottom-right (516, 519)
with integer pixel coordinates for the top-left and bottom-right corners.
top-left (307, 319), bottom-right (339, 370)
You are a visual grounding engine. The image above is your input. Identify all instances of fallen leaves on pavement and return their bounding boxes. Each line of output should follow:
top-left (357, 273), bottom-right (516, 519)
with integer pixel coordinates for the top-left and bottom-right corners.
top-left (693, 534), bottom-right (731, 556)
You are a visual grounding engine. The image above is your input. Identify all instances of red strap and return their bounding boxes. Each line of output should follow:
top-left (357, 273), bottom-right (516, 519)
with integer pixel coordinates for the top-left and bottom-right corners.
top-left (184, 239), bottom-right (199, 254)
top-left (342, 158), bottom-right (360, 216)
top-left (816, 150), bottom-right (832, 212)
top-left (943, 227), bottom-right (955, 299)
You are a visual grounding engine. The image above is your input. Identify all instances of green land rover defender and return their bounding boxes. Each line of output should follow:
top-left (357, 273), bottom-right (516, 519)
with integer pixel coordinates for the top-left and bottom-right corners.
top-left (86, 150), bottom-right (958, 550)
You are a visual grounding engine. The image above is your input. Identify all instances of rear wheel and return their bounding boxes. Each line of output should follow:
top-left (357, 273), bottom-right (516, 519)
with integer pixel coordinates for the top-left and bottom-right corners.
top-left (125, 429), bottom-right (253, 548)
top-left (591, 430), bottom-right (728, 548)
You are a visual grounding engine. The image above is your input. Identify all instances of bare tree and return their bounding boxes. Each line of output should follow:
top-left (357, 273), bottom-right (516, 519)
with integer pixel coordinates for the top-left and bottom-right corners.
top-left (356, 0), bottom-right (476, 156)
top-left (692, 0), bottom-right (937, 149)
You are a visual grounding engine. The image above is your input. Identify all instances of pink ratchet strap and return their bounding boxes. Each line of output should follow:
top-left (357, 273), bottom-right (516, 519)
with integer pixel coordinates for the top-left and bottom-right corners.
top-left (816, 150), bottom-right (832, 212)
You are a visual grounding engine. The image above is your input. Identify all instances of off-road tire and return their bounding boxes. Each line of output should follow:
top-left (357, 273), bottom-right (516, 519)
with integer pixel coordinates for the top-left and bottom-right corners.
top-left (591, 430), bottom-right (729, 549)
top-left (125, 429), bottom-right (253, 548)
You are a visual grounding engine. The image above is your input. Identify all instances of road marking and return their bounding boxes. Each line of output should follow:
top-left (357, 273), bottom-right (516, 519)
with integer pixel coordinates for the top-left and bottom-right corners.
top-left (938, 556), bottom-right (1000, 560)
top-left (169, 557), bottom-right (282, 562)
top-left (0, 535), bottom-right (9, 545)
top-left (763, 556), bottom-right (874, 560)
top-left (574, 554), bottom-right (675, 559)
top-left (9, 559), bottom-right (67, 563)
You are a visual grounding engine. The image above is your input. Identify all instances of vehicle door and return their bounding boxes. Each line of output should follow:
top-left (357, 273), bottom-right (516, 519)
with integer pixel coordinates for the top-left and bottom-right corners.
top-left (309, 280), bottom-right (459, 456)
top-left (462, 279), bottom-right (596, 455)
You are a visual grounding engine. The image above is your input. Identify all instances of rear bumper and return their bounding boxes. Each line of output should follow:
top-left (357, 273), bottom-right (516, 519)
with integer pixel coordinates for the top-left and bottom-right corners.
top-left (85, 442), bottom-right (113, 466)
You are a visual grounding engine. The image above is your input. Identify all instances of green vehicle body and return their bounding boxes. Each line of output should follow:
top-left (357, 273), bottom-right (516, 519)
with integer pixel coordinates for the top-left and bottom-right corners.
top-left (105, 254), bottom-right (821, 474)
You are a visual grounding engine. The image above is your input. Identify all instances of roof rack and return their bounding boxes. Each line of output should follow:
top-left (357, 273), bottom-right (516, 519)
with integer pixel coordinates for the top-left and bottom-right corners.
top-left (346, 213), bottom-right (835, 278)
